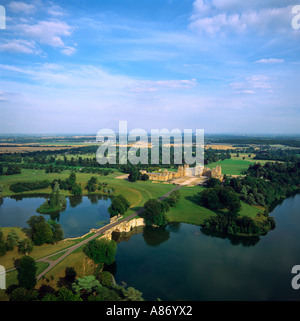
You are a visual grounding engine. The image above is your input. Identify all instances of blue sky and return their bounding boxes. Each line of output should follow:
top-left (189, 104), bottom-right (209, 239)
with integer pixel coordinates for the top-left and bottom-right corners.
top-left (0, 0), bottom-right (300, 134)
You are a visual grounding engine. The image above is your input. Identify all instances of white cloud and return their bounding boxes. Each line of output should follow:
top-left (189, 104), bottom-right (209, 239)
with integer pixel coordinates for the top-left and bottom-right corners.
top-left (255, 58), bottom-right (284, 64)
top-left (48, 4), bottom-right (65, 17)
top-left (189, 0), bottom-right (294, 36)
top-left (61, 46), bottom-right (76, 56)
top-left (189, 13), bottom-right (245, 35)
top-left (212, 0), bottom-right (296, 12)
top-left (247, 75), bottom-right (272, 89)
top-left (17, 20), bottom-right (73, 47)
top-left (0, 39), bottom-right (38, 54)
top-left (193, 0), bottom-right (211, 15)
top-left (238, 90), bottom-right (255, 95)
top-left (8, 1), bottom-right (36, 14)
top-left (230, 75), bottom-right (272, 94)
top-left (129, 79), bottom-right (197, 93)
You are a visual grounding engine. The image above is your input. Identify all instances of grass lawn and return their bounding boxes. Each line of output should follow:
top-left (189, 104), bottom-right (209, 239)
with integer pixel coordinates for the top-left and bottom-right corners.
top-left (208, 153), bottom-right (284, 176)
top-left (167, 186), bottom-right (263, 226)
top-left (208, 158), bottom-right (252, 175)
top-left (167, 186), bottom-right (216, 225)
top-left (36, 250), bottom-right (98, 291)
top-left (230, 153), bottom-right (284, 166)
top-left (0, 169), bottom-right (175, 216)
top-left (0, 227), bottom-right (78, 270)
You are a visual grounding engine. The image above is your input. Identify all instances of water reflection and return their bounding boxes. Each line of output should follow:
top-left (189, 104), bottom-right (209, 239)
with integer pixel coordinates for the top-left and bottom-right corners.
top-left (142, 226), bottom-right (170, 247)
top-left (69, 195), bottom-right (83, 208)
top-left (112, 226), bottom-right (144, 243)
top-left (167, 222), bottom-right (181, 233)
top-left (87, 194), bottom-right (110, 204)
top-left (200, 227), bottom-right (260, 247)
top-left (0, 195), bottom-right (111, 238)
top-left (10, 193), bottom-right (48, 201)
top-left (113, 195), bottom-right (300, 300)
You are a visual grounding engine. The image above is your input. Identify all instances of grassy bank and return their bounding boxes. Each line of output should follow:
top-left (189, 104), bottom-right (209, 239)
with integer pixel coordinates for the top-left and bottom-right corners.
top-left (167, 186), bottom-right (263, 226)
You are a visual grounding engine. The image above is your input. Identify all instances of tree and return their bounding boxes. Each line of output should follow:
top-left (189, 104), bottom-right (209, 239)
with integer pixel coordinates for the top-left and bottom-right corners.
top-left (140, 173), bottom-right (149, 181)
top-left (128, 169), bottom-right (141, 182)
top-left (0, 230), bottom-right (6, 256)
top-left (17, 256), bottom-right (37, 290)
top-left (5, 230), bottom-right (20, 251)
top-left (84, 239), bottom-right (117, 265)
top-left (48, 220), bottom-right (64, 243)
top-left (18, 238), bottom-right (34, 255)
top-left (72, 276), bottom-right (102, 298)
top-left (206, 178), bottom-right (221, 188)
top-left (108, 195), bottom-right (130, 217)
top-left (71, 183), bottom-right (82, 195)
top-left (68, 172), bottom-right (76, 189)
top-left (142, 199), bottom-right (169, 227)
top-left (122, 287), bottom-right (144, 301)
top-left (165, 190), bottom-right (181, 208)
top-left (26, 215), bottom-right (46, 239)
top-left (56, 287), bottom-right (82, 301)
top-left (49, 181), bottom-right (61, 207)
top-left (98, 271), bottom-right (115, 287)
top-left (200, 188), bottom-right (221, 210)
top-left (33, 221), bottom-right (53, 246)
top-left (86, 176), bottom-right (98, 192)
top-left (9, 287), bottom-right (38, 301)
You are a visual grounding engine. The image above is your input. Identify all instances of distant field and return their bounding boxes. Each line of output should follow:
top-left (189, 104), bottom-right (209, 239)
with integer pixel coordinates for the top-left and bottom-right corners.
top-left (208, 158), bottom-right (252, 175)
top-left (0, 146), bottom-right (83, 154)
top-left (205, 144), bottom-right (236, 150)
top-left (207, 153), bottom-right (282, 176)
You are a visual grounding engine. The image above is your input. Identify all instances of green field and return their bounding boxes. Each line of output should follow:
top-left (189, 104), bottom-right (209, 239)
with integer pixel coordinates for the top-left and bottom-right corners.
top-left (208, 158), bottom-right (252, 175)
top-left (167, 186), bottom-right (263, 226)
top-left (0, 169), bottom-right (175, 217)
top-left (207, 154), bottom-right (280, 176)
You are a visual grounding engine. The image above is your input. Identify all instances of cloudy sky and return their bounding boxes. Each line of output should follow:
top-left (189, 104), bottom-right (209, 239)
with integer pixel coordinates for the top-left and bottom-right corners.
top-left (0, 0), bottom-right (300, 134)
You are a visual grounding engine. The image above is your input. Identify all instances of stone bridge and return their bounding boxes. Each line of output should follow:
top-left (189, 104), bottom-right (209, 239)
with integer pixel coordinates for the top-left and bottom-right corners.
top-left (91, 216), bottom-right (145, 241)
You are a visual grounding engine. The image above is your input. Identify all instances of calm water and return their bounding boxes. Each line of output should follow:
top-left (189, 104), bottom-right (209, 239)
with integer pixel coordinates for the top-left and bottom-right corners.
top-left (112, 194), bottom-right (300, 301)
top-left (0, 195), bottom-right (111, 238)
top-left (1, 194), bottom-right (300, 300)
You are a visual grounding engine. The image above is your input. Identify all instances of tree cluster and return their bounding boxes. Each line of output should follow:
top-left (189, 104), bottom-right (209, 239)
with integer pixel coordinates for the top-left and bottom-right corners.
top-left (0, 229), bottom-right (35, 256)
top-left (55, 172), bottom-right (82, 195)
top-left (200, 185), bottom-right (241, 214)
top-left (203, 210), bottom-right (276, 236)
top-left (84, 238), bottom-right (117, 266)
top-left (9, 180), bottom-right (50, 193)
top-left (230, 161), bottom-right (300, 206)
top-left (6, 261), bottom-right (144, 302)
top-left (141, 199), bottom-right (169, 227)
top-left (108, 195), bottom-right (130, 217)
top-left (26, 215), bottom-right (63, 246)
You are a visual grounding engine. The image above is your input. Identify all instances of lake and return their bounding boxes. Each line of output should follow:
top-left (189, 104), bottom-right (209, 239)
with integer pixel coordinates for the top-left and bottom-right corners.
top-left (112, 194), bottom-right (300, 301)
top-left (0, 193), bottom-right (300, 300)
top-left (0, 195), bottom-right (111, 238)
